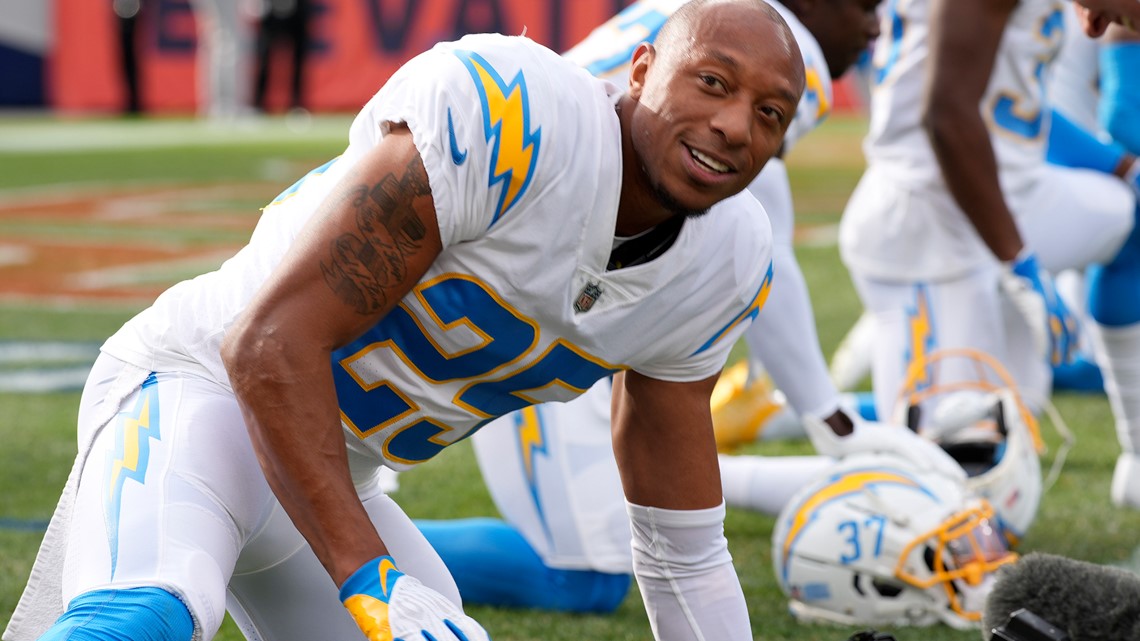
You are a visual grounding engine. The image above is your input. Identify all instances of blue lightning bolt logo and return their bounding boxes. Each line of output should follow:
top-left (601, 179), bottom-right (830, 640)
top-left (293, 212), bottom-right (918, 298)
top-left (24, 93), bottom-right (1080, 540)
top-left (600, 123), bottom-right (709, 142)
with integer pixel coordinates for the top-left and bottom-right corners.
top-left (514, 406), bottom-right (554, 544)
top-left (454, 50), bottom-right (542, 227)
top-left (104, 373), bottom-right (161, 577)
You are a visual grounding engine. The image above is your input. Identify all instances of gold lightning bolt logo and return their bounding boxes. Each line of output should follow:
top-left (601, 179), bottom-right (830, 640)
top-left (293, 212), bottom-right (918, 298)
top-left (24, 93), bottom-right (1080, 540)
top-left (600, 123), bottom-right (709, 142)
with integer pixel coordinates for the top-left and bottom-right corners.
top-left (517, 406), bottom-right (546, 482)
top-left (804, 67), bottom-right (831, 121)
top-left (454, 50), bottom-right (542, 226)
top-left (906, 287), bottom-right (934, 391)
top-left (108, 397), bottom-right (153, 499)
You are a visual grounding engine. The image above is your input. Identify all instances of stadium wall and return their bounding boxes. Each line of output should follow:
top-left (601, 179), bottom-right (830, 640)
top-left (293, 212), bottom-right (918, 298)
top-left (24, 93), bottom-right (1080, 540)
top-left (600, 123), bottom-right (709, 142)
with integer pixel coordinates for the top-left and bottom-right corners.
top-left (4, 0), bottom-right (862, 114)
top-left (0, 0), bottom-right (49, 107)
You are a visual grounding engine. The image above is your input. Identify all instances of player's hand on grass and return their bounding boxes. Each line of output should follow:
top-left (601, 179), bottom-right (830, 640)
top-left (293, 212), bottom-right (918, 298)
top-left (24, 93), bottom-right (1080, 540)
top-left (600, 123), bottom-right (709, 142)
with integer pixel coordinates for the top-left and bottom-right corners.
top-left (804, 413), bottom-right (968, 483)
top-left (999, 249), bottom-right (1079, 366)
top-left (341, 556), bottom-right (491, 641)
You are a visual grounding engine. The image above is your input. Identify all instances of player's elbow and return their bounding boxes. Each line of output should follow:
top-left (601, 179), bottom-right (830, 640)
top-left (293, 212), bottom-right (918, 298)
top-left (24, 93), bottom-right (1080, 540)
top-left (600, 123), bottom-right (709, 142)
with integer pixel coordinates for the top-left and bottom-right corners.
top-left (922, 98), bottom-right (965, 154)
top-left (221, 317), bottom-right (287, 396)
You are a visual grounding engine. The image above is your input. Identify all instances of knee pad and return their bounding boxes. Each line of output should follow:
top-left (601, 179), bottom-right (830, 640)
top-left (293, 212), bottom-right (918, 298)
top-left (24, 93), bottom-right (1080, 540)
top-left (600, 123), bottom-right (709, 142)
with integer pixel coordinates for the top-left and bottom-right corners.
top-left (417, 517), bottom-right (631, 614)
top-left (41, 587), bottom-right (194, 641)
top-left (543, 567), bottom-right (632, 614)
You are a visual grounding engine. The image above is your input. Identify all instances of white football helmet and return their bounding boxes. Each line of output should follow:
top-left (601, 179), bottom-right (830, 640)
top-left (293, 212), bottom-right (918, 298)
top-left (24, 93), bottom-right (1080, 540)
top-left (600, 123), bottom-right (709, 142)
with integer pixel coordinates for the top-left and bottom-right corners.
top-left (891, 348), bottom-right (1045, 544)
top-left (773, 451), bottom-right (1017, 629)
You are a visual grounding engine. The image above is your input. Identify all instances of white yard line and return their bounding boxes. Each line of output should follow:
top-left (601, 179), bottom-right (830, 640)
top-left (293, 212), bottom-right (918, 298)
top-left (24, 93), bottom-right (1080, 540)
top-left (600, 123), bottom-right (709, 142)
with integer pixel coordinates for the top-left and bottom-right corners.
top-left (66, 250), bottom-right (237, 289)
top-left (0, 116), bottom-right (349, 153)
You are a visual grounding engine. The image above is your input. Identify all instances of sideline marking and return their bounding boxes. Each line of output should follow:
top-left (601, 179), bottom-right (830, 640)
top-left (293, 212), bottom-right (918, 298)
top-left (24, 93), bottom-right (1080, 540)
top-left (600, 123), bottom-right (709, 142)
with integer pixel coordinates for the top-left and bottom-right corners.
top-left (0, 518), bottom-right (49, 533)
top-left (0, 341), bottom-right (100, 393)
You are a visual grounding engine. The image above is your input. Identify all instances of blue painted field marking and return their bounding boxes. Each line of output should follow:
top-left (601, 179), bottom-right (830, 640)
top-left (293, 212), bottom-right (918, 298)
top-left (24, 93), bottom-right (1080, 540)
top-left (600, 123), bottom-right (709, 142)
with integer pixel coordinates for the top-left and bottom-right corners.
top-left (0, 340), bottom-right (100, 393)
top-left (0, 518), bottom-right (49, 532)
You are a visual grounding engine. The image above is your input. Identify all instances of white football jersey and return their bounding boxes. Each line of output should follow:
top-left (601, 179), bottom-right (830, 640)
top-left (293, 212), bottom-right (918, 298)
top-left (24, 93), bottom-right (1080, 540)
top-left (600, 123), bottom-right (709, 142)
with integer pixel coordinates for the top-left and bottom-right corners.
top-left (1049, 2), bottom-right (1100, 131)
top-left (864, 0), bottom-right (1065, 179)
top-left (102, 33), bottom-right (774, 471)
top-left (840, 0), bottom-right (1067, 281)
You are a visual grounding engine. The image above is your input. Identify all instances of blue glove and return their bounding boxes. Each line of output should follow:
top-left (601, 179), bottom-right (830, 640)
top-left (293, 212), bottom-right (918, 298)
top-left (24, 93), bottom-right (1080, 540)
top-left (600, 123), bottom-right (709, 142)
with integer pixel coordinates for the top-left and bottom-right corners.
top-left (341, 556), bottom-right (490, 641)
top-left (999, 250), bottom-right (1079, 366)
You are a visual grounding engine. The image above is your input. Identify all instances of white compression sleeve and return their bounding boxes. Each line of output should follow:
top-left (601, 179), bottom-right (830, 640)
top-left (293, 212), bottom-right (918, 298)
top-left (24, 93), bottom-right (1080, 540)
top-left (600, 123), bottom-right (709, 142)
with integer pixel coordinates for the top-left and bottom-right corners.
top-left (626, 501), bottom-right (750, 641)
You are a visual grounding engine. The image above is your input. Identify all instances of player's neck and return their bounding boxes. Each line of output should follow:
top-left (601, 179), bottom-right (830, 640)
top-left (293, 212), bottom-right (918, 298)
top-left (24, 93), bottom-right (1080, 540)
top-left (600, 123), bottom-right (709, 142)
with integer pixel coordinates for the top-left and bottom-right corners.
top-left (614, 95), bottom-right (676, 236)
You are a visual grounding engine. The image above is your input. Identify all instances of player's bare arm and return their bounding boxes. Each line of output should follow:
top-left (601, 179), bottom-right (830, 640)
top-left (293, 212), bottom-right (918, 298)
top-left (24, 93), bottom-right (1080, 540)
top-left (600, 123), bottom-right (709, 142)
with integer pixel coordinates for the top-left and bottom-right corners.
top-left (321, 153), bottom-right (432, 314)
top-left (611, 370), bottom-right (723, 510)
top-left (221, 127), bottom-right (443, 586)
top-left (923, 0), bottom-right (1024, 262)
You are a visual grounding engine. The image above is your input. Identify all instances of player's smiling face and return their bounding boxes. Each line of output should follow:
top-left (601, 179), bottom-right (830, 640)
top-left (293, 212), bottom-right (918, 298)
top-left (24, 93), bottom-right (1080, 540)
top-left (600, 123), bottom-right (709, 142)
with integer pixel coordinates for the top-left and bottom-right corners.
top-left (627, 3), bottom-right (804, 216)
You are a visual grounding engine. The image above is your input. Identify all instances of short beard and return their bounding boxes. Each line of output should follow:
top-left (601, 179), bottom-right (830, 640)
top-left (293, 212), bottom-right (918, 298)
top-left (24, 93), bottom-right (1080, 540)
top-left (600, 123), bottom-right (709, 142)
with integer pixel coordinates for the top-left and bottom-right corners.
top-left (648, 174), bottom-right (710, 220)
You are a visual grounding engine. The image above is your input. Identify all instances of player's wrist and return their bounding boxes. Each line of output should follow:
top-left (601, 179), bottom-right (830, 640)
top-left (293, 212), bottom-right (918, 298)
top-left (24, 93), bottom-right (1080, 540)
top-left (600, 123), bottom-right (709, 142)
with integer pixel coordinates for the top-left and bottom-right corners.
top-left (822, 407), bottom-right (855, 437)
top-left (997, 244), bottom-right (1031, 268)
top-left (1004, 248), bottom-right (1038, 279)
top-left (340, 555), bottom-right (403, 603)
top-left (340, 555), bottom-right (492, 641)
top-left (341, 556), bottom-right (406, 640)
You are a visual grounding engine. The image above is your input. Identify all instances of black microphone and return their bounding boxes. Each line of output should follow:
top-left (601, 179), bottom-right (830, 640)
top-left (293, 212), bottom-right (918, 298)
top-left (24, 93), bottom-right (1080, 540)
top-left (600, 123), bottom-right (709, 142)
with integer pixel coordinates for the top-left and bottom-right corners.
top-left (983, 552), bottom-right (1140, 641)
top-left (846, 631), bottom-right (898, 641)
top-left (991, 609), bottom-right (1069, 641)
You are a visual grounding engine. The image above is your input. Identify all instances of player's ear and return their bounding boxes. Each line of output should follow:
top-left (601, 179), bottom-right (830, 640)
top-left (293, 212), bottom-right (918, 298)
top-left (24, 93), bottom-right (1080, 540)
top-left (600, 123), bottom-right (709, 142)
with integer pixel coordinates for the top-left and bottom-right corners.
top-left (627, 42), bottom-right (655, 100)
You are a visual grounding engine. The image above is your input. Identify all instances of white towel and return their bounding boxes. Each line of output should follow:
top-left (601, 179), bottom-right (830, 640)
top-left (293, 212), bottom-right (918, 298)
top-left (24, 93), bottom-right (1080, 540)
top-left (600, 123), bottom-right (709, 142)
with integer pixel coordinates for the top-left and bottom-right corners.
top-left (4, 361), bottom-right (151, 641)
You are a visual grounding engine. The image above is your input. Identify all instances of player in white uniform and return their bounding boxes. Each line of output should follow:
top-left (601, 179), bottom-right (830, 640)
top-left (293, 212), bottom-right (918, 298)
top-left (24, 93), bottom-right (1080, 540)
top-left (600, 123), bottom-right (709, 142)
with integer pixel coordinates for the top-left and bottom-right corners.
top-left (413, 0), bottom-right (906, 614)
top-left (5, 3), bottom-right (807, 641)
top-left (1092, 23), bottom-right (1140, 508)
top-left (1046, 13), bottom-right (1140, 508)
top-left (830, 0), bottom-right (1140, 401)
top-left (837, 0), bottom-right (1138, 462)
top-left (566, 0), bottom-right (879, 445)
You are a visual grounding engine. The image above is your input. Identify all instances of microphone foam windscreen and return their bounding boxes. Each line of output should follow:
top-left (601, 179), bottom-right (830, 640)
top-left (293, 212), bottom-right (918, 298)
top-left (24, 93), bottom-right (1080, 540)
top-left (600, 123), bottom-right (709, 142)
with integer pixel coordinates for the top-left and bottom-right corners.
top-left (983, 552), bottom-right (1140, 641)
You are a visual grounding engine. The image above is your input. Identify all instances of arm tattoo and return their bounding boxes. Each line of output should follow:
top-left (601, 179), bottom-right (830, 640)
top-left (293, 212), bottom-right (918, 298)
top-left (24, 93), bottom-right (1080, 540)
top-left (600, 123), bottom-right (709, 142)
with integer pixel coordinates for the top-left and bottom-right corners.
top-left (321, 156), bottom-right (432, 315)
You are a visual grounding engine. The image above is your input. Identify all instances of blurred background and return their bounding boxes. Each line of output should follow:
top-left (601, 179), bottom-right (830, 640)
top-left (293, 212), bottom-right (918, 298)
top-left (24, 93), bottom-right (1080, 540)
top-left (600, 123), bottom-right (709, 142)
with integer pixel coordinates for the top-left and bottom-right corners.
top-left (0, 0), bottom-right (864, 117)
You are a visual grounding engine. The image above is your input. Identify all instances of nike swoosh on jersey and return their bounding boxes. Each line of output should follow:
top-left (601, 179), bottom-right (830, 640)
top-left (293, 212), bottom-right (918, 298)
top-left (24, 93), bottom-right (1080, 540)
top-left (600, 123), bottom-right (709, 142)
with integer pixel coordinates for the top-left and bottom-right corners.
top-left (447, 108), bottom-right (468, 165)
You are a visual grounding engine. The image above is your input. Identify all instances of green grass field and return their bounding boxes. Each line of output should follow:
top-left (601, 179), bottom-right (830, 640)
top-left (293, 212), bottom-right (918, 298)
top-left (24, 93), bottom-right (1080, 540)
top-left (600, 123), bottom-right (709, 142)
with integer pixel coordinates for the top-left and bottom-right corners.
top-left (1, 113), bottom-right (1137, 641)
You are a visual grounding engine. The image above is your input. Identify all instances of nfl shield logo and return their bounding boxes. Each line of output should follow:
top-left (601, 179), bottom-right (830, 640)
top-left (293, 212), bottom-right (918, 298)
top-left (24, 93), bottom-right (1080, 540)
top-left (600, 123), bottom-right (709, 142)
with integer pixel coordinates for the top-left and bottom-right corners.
top-left (574, 281), bottom-right (604, 313)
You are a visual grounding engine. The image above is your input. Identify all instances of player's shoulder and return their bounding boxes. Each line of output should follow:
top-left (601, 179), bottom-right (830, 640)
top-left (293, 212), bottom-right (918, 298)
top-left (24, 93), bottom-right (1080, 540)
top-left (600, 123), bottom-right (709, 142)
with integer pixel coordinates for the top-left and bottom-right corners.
top-left (703, 190), bottom-right (773, 246)
top-left (662, 191), bottom-right (773, 366)
top-left (353, 33), bottom-right (621, 240)
top-left (692, 190), bottom-right (773, 289)
top-left (562, 0), bottom-right (690, 79)
top-left (366, 33), bottom-right (609, 119)
top-left (434, 33), bottom-right (603, 97)
top-left (420, 34), bottom-right (617, 147)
